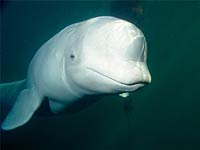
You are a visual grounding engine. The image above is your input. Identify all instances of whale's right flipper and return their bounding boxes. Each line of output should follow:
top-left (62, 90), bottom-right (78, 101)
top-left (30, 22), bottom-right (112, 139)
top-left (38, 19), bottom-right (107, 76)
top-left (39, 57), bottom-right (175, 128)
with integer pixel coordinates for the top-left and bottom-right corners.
top-left (1, 88), bottom-right (42, 130)
top-left (49, 100), bottom-right (69, 114)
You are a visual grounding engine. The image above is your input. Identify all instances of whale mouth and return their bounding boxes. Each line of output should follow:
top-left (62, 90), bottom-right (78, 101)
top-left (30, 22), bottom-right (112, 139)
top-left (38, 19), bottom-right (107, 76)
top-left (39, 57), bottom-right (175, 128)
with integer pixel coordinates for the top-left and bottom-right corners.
top-left (87, 68), bottom-right (149, 87)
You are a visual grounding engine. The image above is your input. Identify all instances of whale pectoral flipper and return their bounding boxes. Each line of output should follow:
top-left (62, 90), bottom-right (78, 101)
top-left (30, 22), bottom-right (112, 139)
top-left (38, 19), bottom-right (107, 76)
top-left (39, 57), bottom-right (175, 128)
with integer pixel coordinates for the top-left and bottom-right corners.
top-left (1, 88), bottom-right (42, 130)
top-left (49, 100), bottom-right (69, 114)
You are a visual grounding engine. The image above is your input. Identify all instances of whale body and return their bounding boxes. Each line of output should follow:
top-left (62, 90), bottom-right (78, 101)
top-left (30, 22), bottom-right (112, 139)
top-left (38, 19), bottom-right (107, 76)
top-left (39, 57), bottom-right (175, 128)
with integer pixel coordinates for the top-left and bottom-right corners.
top-left (1, 16), bottom-right (151, 130)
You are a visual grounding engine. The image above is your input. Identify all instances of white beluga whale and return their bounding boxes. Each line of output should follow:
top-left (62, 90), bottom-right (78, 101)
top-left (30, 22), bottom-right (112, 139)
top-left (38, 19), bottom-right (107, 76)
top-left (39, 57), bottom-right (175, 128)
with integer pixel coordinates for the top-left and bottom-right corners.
top-left (1, 16), bottom-right (151, 130)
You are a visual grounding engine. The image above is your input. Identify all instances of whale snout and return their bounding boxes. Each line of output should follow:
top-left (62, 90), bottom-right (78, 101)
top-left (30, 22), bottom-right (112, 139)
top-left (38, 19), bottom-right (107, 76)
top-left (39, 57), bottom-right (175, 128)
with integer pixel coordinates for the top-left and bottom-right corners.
top-left (125, 72), bottom-right (151, 86)
top-left (125, 62), bottom-right (151, 86)
top-left (86, 60), bottom-right (151, 92)
top-left (113, 62), bottom-right (151, 92)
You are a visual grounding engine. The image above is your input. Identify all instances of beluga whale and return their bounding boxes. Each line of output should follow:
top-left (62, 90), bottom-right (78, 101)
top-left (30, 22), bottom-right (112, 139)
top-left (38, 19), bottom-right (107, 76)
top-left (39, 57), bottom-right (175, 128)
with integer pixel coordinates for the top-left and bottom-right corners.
top-left (1, 16), bottom-right (151, 130)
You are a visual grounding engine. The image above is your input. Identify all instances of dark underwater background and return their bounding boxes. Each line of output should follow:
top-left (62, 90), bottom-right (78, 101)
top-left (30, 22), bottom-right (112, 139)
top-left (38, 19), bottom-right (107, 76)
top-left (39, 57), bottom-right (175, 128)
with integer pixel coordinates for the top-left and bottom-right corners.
top-left (1, 0), bottom-right (200, 150)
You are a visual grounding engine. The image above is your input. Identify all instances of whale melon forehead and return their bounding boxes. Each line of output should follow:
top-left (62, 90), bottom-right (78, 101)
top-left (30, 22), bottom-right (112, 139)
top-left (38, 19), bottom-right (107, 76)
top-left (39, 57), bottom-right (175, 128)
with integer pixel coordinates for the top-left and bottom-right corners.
top-left (84, 16), bottom-right (141, 37)
top-left (63, 16), bottom-right (146, 67)
top-left (81, 16), bottom-right (145, 61)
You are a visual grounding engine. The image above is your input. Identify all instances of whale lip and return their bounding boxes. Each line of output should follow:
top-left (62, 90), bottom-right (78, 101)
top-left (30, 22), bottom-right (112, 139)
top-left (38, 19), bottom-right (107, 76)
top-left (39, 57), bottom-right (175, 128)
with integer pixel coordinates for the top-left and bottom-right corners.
top-left (87, 67), bottom-right (150, 87)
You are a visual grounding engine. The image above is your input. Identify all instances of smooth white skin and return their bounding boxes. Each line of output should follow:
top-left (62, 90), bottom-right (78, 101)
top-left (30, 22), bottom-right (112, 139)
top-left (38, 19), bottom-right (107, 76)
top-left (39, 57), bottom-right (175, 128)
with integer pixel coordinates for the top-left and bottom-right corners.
top-left (1, 16), bottom-right (152, 130)
top-left (28, 16), bottom-right (151, 110)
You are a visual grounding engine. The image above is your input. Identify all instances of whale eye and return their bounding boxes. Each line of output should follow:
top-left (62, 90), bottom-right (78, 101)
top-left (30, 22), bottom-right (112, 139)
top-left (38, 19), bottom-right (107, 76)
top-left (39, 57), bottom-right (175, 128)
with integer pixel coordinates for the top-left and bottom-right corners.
top-left (70, 54), bottom-right (75, 60)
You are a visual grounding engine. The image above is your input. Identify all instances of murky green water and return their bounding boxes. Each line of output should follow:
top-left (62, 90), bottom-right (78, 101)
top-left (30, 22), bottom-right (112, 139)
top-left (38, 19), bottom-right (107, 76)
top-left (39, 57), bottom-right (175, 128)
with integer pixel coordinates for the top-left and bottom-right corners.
top-left (1, 1), bottom-right (200, 150)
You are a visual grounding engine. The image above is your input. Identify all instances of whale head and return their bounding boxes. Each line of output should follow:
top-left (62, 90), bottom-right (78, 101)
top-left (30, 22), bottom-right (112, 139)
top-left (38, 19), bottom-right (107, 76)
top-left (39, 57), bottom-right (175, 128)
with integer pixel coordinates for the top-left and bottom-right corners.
top-left (64, 17), bottom-right (151, 95)
top-left (0, 16), bottom-right (152, 131)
